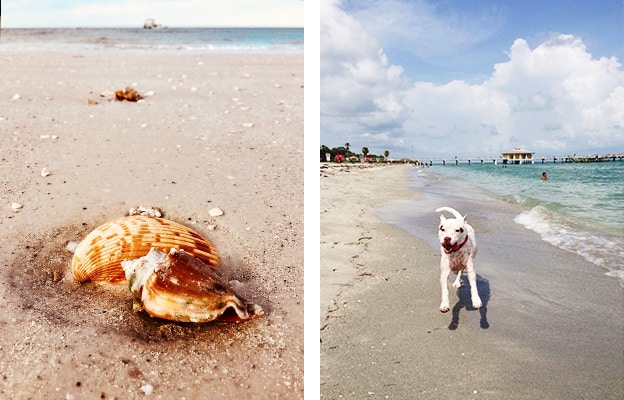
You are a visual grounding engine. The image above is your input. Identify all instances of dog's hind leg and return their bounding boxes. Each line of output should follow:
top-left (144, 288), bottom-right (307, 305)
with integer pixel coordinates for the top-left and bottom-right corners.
top-left (452, 270), bottom-right (462, 288)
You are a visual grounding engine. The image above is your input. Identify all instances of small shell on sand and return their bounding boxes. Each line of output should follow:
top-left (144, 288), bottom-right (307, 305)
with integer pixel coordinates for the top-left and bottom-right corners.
top-left (140, 384), bottom-right (154, 395)
top-left (41, 168), bottom-right (51, 177)
top-left (128, 206), bottom-right (163, 218)
top-left (65, 241), bottom-right (79, 253)
top-left (122, 248), bottom-right (263, 323)
top-left (11, 202), bottom-right (23, 212)
top-left (208, 207), bottom-right (224, 217)
top-left (115, 87), bottom-right (142, 102)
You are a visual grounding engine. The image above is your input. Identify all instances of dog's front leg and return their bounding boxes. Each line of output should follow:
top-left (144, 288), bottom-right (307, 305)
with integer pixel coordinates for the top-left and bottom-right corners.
top-left (439, 259), bottom-right (451, 313)
top-left (466, 258), bottom-right (482, 309)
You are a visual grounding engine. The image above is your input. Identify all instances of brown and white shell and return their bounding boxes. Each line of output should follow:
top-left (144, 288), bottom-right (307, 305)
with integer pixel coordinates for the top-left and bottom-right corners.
top-left (71, 215), bottom-right (219, 284)
top-left (122, 248), bottom-right (263, 323)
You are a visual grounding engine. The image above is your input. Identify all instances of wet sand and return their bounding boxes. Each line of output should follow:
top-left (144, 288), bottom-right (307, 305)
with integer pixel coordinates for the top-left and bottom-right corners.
top-left (0, 51), bottom-right (303, 398)
top-left (320, 164), bottom-right (624, 399)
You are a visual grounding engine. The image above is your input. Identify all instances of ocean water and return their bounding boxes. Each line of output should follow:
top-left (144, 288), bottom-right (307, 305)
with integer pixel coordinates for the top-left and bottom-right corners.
top-left (380, 161), bottom-right (624, 287)
top-left (0, 27), bottom-right (303, 53)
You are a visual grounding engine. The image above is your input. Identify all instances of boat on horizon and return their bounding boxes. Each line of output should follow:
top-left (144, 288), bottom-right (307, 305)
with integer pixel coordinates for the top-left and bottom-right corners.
top-left (143, 18), bottom-right (163, 29)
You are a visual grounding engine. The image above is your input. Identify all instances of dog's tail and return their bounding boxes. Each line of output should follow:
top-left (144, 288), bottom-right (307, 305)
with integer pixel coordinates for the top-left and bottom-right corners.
top-left (435, 207), bottom-right (464, 220)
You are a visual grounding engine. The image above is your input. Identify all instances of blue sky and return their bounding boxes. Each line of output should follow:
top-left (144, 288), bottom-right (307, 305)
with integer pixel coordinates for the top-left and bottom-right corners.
top-left (321, 0), bottom-right (624, 159)
top-left (3, 0), bottom-right (304, 28)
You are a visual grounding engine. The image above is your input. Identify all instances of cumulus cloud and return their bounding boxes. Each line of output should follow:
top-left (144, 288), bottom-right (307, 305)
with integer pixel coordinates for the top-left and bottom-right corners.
top-left (321, 0), bottom-right (409, 152)
top-left (321, 1), bottom-right (624, 158)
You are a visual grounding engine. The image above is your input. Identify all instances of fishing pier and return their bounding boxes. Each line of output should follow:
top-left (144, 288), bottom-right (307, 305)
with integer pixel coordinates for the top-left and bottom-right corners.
top-left (421, 152), bottom-right (624, 166)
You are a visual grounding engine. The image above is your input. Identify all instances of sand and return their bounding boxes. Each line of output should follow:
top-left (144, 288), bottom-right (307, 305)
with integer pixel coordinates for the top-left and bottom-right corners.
top-left (0, 51), bottom-right (303, 398)
top-left (320, 164), bottom-right (624, 399)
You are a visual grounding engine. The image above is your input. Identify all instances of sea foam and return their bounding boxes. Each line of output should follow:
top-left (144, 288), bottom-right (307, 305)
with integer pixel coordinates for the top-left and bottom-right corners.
top-left (515, 206), bottom-right (624, 287)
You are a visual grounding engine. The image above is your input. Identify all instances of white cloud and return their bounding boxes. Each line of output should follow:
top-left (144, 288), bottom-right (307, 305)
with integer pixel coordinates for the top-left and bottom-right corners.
top-left (321, 0), bottom-right (408, 153)
top-left (321, 1), bottom-right (624, 158)
top-left (481, 35), bottom-right (624, 154)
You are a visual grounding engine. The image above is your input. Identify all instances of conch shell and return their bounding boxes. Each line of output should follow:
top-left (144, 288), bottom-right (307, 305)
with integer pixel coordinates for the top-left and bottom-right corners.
top-left (72, 216), bottom-right (219, 284)
top-left (122, 248), bottom-right (263, 322)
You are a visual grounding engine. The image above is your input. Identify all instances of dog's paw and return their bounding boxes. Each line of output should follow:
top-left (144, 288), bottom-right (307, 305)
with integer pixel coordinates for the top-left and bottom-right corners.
top-left (452, 280), bottom-right (462, 289)
top-left (472, 297), bottom-right (483, 309)
top-left (439, 303), bottom-right (450, 313)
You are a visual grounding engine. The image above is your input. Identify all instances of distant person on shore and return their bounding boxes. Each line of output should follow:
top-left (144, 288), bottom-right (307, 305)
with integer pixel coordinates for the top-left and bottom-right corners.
top-left (541, 172), bottom-right (548, 180)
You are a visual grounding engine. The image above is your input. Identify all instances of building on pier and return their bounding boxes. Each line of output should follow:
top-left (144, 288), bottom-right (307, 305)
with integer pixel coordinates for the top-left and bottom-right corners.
top-left (501, 147), bottom-right (534, 164)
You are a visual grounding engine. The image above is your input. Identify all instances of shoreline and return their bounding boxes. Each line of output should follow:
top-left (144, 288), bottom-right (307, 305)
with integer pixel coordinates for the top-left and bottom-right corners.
top-left (320, 163), bottom-right (419, 316)
top-left (1, 51), bottom-right (303, 398)
top-left (0, 28), bottom-right (304, 56)
top-left (320, 164), bottom-right (623, 399)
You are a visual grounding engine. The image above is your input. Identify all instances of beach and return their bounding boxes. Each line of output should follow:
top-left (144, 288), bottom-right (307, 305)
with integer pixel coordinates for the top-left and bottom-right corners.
top-left (0, 51), bottom-right (303, 398)
top-left (320, 164), bottom-right (623, 399)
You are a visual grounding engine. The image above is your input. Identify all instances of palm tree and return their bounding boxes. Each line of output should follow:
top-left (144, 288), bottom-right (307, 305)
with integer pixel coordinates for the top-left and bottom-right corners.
top-left (362, 147), bottom-right (369, 162)
top-left (384, 150), bottom-right (390, 161)
top-left (345, 142), bottom-right (350, 157)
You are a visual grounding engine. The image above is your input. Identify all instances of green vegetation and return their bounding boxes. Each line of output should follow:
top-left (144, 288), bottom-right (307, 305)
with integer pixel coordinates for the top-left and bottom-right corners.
top-left (320, 144), bottom-right (392, 163)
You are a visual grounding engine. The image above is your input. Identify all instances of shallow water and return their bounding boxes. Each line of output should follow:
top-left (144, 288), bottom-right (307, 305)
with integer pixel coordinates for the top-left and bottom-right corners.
top-left (0, 27), bottom-right (304, 53)
top-left (376, 162), bottom-right (624, 287)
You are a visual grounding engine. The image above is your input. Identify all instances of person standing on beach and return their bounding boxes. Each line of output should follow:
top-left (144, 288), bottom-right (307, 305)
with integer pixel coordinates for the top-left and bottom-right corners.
top-left (541, 172), bottom-right (548, 180)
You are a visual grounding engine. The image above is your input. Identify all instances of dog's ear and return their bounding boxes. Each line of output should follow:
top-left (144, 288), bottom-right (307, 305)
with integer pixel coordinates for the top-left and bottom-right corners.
top-left (439, 214), bottom-right (446, 222)
top-left (463, 215), bottom-right (468, 223)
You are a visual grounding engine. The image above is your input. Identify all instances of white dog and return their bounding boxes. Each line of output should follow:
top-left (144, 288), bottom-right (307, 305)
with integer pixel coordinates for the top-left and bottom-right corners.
top-left (436, 207), bottom-right (482, 313)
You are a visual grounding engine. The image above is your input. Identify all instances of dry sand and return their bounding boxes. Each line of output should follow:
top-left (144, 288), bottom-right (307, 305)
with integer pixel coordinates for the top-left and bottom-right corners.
top-left (0, 51), bottom-right (303, 399)
top-left (320, 164), bottom-right (624, 399)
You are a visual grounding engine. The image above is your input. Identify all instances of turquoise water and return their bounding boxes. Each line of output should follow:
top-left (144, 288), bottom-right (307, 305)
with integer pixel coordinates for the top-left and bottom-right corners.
top-left (0, 28), bottom-right (304, 53)
top-left (429, 161), bottom-right (624, 235)
top-left (421, 161), bottom-right (624, 285)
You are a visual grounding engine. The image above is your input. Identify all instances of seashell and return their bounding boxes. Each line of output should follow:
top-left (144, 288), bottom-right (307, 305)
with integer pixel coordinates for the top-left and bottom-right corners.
top-left (65, 241), bottom-right (79, 253)
top-left (71, 215), bottom-right (219, 284)
top-left (208, 207), bottom-right (224, 217)
top-left (114, 87), bottom-right (142, 102)
top-left (128, 206), bottom-right (162, 218)
top-left (122, 248), bottom-right (263, 323)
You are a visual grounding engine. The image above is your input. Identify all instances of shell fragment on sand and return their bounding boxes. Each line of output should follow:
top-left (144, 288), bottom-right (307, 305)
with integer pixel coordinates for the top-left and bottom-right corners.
top-left (208, 207), bottom-right (224, 217)
top-left (122, 248), bottom-right (263, 323)
top-left (128, 206), bottom-right (163, 218)
top-left (114, 87), bottom-right (142, 102)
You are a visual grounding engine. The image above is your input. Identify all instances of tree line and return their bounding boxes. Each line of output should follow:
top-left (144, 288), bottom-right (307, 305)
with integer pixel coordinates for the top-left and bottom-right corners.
top-left (320, 143), bottom-right (390, 163)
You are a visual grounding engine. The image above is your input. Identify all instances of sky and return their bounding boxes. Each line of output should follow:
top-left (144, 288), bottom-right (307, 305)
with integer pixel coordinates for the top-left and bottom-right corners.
top-left (321, 0), bottom-right (624, 159)
top-left (2, 0), bottom-right (304, 28)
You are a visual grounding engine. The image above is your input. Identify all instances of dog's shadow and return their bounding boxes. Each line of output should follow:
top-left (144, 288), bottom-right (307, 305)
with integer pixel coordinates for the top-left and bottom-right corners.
top-left (448, 274), bottom-right (491, 330)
